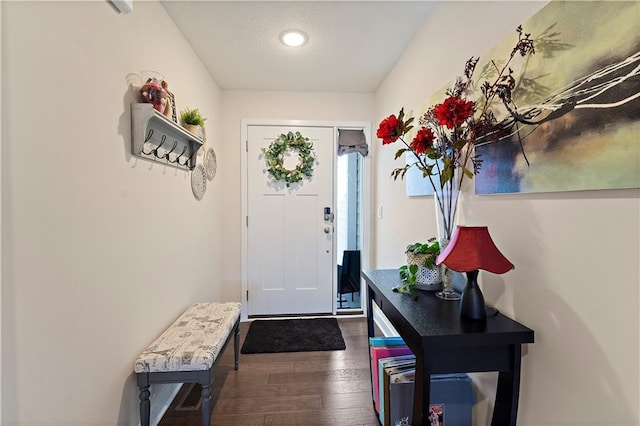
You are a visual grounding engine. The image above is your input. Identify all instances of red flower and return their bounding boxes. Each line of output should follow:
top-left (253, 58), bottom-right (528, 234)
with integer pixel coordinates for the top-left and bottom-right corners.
top-left (411, 128), bottom-right (435, 155)
top-left (377, 114), bottom-right (405, 144)
top-left (433, 96), bottom-right (474, 129)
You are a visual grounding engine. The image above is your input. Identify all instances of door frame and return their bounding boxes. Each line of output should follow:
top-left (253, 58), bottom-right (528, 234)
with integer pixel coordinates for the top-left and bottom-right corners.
top-left (240, 119), bottom-right (372, 321)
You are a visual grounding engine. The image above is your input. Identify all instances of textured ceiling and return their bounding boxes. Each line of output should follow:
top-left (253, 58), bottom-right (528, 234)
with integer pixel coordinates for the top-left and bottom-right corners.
top-left (161, 1), bottom-right (435, 92)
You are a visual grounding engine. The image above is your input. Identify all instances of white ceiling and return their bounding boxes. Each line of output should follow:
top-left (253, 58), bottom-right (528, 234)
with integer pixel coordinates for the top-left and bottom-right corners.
top-left (161, 1), bottom-right (436, 93)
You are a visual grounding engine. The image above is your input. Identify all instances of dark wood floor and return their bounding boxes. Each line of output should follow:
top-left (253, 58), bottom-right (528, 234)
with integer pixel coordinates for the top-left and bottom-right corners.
top-left (159, 317), bottom-right (379, 426)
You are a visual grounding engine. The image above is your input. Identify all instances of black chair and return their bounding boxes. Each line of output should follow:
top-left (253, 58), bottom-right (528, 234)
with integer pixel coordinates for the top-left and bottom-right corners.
top-left (337, 250), bottom-right (361, 308)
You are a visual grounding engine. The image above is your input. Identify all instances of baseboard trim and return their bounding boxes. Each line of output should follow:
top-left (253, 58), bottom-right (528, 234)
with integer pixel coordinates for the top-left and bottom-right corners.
top-left (138, 383), bottom-right (181, 426)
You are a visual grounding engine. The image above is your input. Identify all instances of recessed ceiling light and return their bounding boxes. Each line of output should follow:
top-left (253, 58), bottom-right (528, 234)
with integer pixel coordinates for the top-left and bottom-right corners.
top-left (280, 30), bottom-right (308, 47)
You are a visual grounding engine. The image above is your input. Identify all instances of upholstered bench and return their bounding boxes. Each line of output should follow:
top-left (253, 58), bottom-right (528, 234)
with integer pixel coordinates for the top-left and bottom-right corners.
top-left (134, 302), bottom-right (241, 426)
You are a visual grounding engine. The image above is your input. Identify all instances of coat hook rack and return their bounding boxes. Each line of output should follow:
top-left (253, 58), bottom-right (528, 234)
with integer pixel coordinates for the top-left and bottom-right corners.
top-left (145, 128), bottom-right (154, 142)
top-left (180, 150), bottom-right (199, 167)
top-left (141, 129), bottom-right (157, 155)
top-left (162, 141), bottom-right (178, 160)
top-left (131, 103), bottom-right (203, 171)
top-left (151, 135), bottom-right (168, 157)
top-left (171, 145), bottom-right (188, 164)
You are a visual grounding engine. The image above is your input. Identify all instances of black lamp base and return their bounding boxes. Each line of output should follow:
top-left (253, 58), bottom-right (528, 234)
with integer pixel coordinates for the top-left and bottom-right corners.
top-left (460, 270), bottom-right (487, 321)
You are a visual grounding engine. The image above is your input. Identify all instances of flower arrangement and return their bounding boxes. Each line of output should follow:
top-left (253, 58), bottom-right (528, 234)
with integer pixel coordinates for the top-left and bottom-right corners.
top-left (377, 26), bottom-right (536, 242)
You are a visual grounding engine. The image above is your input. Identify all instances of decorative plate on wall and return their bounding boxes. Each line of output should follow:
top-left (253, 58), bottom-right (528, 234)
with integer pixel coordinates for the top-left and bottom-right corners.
top-left (198, 126), bottom-right (206, 156)
top-left (191, 164), bottom-right (207, 200)
top-left (204, 147), bottom-right (217, 181)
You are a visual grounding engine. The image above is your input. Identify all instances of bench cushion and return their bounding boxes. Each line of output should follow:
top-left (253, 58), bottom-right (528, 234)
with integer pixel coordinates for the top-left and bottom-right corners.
top-left (135, 302), bottom-right (241, 373)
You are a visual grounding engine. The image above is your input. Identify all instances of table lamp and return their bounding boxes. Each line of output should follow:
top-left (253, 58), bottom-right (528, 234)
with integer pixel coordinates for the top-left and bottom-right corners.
top-left (436, 226), bottom-right (514, 321)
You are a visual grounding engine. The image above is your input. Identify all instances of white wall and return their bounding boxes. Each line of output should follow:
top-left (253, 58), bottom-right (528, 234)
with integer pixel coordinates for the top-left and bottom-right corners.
top-left (1, 1), bottom-right (226, 424)
top-left (219, 91), bottom-right (375, 304)
top-left (375, 2), bottom-right (639, 425)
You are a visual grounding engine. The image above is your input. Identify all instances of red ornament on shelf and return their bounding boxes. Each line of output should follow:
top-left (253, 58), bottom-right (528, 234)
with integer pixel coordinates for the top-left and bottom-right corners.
top-left (139, 77), bottom-right (167, 113)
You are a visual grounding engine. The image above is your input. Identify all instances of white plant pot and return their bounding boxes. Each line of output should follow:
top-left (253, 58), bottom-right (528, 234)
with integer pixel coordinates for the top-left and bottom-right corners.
top-left (406, 252), bottom-right (443, 291)
top-left (184, 124), bottom-right (200, 137)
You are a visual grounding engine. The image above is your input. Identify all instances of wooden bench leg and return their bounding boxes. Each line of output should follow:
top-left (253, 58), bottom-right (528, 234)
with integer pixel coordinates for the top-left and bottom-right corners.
top-left (201, 381), bottom-right (212, 426)
top-left (139, 384), bottom-right (151, 426)
top-left (234, 322), bottom-right (240, 370)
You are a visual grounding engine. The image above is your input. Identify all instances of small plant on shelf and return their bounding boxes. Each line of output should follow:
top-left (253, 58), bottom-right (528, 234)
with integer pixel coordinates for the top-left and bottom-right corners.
top-left (180, 107), bottom-right (206, 127)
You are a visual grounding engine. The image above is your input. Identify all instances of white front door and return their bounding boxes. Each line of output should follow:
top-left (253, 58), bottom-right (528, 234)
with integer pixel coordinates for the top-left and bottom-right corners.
top-left (246, 125), bottom-right (335, 316)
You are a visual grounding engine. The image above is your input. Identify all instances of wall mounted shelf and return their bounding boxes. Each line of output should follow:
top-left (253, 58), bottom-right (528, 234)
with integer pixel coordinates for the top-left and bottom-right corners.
top-left (131, 103), bottom-right (203, 170)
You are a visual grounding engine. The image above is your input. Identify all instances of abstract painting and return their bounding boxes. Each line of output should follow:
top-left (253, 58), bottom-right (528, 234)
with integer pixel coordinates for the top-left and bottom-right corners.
top-left (472, 1), bottom-right (640, 194)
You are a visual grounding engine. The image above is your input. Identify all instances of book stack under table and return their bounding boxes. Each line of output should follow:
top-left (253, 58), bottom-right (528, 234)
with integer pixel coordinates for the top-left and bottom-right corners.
top-left (369, 337), bottom-right (474, 426)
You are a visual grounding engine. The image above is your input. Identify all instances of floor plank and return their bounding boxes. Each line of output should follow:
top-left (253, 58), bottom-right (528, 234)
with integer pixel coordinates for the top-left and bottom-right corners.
top-left (159, 317), bottom-right (377, 426)
top-left (263, 406), bottom-right (379, 426)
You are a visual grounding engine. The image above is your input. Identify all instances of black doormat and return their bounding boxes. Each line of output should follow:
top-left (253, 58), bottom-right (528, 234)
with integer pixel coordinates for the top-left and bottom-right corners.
top-left (241, 318), bottom-right (346, 354)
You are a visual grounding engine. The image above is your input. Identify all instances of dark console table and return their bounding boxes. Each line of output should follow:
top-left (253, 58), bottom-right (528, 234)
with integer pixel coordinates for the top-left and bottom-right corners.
top-left (364, 269), bottom-right (534, 426)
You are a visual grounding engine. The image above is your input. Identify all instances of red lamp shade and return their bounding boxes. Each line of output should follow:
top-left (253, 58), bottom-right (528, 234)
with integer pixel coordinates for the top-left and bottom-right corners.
top-left (436, 226), bottom-right (514, 274)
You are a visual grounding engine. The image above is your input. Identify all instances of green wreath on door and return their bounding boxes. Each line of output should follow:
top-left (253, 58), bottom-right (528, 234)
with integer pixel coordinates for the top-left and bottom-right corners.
top-left (262, 131), bottom-right (315, 187)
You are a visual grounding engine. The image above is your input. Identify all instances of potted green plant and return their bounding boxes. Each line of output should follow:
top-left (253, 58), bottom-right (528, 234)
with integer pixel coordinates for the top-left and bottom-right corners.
top-left (180, 107), bottom-right (206, 137)
top-left (405, 237), bottom-right (442, 290)
top-left (393, 238), bottom-right (443, 297)
top-left (405, 238), bottom-right (440, 269)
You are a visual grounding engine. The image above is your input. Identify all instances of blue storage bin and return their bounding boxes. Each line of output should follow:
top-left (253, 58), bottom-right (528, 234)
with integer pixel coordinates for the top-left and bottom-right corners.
top-left (429, 373), bottom-right (474, 425)
top-left (385, 372), bottom-right (474, 426)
